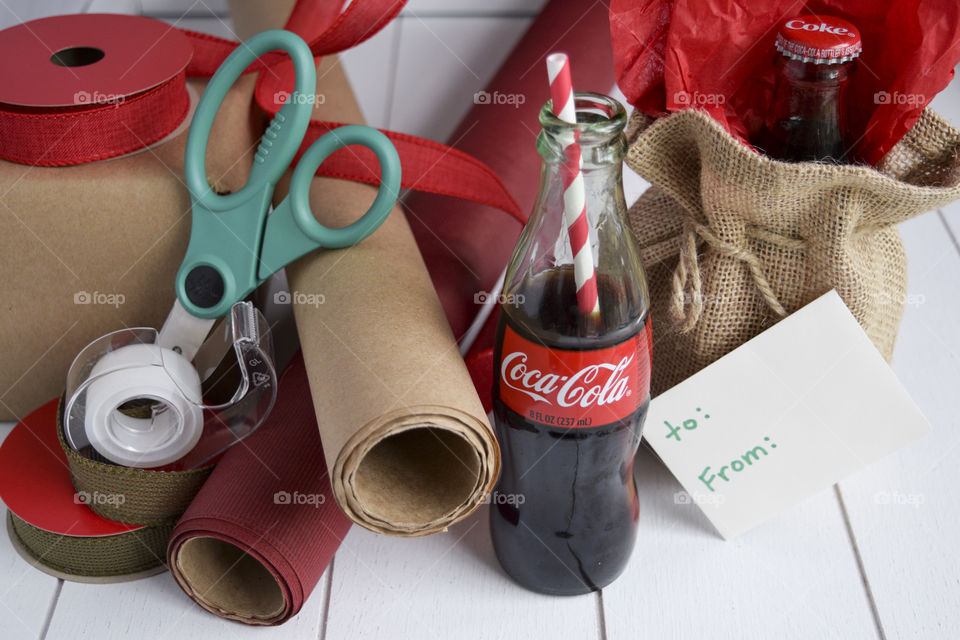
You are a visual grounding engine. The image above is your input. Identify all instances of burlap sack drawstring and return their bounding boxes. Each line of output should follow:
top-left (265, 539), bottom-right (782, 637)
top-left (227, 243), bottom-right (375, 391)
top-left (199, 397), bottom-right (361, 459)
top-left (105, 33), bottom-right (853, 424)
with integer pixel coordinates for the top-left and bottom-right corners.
top-left (671, 218), bottom-right (796, 332)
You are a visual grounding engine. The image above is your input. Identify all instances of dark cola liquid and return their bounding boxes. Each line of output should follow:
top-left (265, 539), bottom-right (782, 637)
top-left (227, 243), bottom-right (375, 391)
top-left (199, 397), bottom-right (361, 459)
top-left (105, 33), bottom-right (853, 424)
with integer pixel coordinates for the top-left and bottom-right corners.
top-left (490, 266), bottom-right (649, 595)
top-left (762, 117), bottom-right (845, 163)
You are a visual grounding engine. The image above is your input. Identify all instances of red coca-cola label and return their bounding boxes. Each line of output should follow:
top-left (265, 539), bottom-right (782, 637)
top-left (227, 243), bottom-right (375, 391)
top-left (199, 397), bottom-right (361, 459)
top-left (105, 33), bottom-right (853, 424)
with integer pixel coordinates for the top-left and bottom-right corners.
top-left (498, 318), bottom-right (652, 428)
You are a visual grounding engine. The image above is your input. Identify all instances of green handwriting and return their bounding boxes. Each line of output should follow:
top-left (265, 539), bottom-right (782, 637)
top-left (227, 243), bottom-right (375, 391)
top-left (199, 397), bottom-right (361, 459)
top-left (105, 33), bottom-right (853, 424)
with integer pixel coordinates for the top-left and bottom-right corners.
top-left (698, 437), bottom-right (778, 492)
top-left (664, 407), bottom-right (710, 442)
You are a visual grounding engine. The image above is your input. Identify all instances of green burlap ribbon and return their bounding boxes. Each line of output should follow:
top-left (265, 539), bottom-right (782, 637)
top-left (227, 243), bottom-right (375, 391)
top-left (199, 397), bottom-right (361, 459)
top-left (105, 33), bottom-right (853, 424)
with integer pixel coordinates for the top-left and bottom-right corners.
top-left (8, 512), bottom-right (172, 578)
top-left (57, 402), bottom-right (216, 526)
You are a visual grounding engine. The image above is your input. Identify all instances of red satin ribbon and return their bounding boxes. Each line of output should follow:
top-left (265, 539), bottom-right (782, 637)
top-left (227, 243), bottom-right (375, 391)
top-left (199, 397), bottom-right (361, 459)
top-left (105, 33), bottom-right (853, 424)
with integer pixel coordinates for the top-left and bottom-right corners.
top-left (180, 0), bottom-right (405, 77)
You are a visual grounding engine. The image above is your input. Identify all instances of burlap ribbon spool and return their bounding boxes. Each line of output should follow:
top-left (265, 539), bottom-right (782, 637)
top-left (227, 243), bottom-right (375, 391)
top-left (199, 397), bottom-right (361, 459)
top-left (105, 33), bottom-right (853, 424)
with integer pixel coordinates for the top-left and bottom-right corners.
top-left (57, 401), bottom-right (216, 526)
top-left (7, 512), bottom-right (171, 581)
top-left (1, 399), bottom-right (187, 581)
top-left (625, 108), bottom-right (960, 395)
top-left (13, 398), bottom-right (213, 579)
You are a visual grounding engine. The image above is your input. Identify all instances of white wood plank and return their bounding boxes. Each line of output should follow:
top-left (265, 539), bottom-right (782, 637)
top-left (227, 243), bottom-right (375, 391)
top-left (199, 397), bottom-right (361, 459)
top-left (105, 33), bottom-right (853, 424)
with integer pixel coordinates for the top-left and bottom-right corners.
top-left (835, 211), bottom-right (960, 640)
top-left (928, 63), bottom-right (960, 236)
top-left (832, 63), bottom-right (960, 640)
top-left (390, 16), bottom-right (532, 142)
top-left (86, 0), bottom-right (140, 14)
top-left (142, 0), bottom-right (228, 17)
top-left (325, 505), bottom-right (600, 640)
top-left (404, 0), bottom-right (548, 16)
top-left (602, 447), bottom-right (878, 639)
top-left (0, 423), bottom-right (63, 640)
top-left (927, 64), bottom-right (960, 126)
top-left (339, 20), bottom-right (400, 130)
top-left (47, 567), bottom-right (329, 638)
top-left (0, 0), bottom-right (84, 31)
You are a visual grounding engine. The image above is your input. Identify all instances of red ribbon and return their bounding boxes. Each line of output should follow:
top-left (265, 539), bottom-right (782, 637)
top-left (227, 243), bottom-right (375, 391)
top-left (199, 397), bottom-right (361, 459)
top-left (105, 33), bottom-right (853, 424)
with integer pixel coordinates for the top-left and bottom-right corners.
top-left (252, 61), bottom-right (526, 224)
top-left (0, 69), bottom-right (190, 167)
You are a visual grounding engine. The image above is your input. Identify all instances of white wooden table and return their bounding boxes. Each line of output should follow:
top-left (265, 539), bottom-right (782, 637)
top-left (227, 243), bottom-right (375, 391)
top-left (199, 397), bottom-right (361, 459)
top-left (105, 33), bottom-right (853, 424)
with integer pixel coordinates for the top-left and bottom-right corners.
top-left (2, 2), bottom-right (958, 638)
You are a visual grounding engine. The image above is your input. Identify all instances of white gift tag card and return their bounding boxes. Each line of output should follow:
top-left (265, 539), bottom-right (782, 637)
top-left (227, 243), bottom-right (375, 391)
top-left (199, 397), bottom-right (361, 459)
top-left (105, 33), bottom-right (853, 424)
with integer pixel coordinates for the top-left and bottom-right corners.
top-left (644, 290), bottom-right (930, 539)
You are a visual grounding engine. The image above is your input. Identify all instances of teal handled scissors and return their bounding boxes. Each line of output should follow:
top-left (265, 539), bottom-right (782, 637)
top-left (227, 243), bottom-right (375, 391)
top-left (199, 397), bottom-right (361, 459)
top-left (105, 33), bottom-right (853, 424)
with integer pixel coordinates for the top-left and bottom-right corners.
top-left (60, 29), bottom-right (398, 468)
top-left (174, 29), bottom-right (400, 324)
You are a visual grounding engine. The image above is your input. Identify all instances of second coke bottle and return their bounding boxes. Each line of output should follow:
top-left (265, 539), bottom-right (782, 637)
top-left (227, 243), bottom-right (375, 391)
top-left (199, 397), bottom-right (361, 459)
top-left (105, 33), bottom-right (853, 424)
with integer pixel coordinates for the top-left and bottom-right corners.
top-left (490, 91), bottom-right (652, 595)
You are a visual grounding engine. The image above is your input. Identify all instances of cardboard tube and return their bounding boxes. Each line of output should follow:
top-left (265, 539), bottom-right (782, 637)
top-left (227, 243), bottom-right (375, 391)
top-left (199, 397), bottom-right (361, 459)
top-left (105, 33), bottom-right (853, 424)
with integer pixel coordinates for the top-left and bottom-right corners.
top-left (277, 56), bottom-right (499, 536)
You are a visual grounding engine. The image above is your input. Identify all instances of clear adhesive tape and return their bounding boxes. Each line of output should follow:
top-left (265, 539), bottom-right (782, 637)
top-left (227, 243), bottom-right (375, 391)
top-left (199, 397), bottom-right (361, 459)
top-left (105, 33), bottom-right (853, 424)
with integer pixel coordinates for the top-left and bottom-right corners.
top-left (84, 344), bottom-right (203, 468)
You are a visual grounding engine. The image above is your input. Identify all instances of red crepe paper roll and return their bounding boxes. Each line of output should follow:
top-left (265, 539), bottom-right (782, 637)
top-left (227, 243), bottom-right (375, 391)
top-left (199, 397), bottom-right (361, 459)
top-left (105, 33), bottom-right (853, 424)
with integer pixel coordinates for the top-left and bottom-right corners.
top-left (168, 354), bottom-right (351, 626)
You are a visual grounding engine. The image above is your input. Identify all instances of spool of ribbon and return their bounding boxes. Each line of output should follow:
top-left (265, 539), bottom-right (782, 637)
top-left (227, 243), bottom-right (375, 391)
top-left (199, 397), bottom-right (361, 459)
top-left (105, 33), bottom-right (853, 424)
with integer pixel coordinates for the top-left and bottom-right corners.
top-left (0, 13), bottom-right (194, 166)
top-left (0, 2), bottom-right (524, 237)
top-left (0, 400), bottom-right (182, 581)
top-left (60, 414), bottom-right (216, 527)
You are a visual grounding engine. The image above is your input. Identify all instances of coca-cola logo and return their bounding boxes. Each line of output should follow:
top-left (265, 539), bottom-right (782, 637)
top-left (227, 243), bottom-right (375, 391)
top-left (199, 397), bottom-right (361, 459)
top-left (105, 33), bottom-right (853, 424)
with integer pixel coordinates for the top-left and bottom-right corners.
top-left (500, 351), bottom-right (633, 409)
top-left (784, 18), bottom-right (856, 37)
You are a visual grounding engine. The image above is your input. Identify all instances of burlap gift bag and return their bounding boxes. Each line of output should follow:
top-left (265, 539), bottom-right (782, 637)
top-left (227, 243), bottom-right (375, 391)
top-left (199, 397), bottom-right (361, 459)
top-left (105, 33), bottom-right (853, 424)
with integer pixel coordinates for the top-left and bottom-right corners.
top-left (624, 108), bottom-right (960, 395)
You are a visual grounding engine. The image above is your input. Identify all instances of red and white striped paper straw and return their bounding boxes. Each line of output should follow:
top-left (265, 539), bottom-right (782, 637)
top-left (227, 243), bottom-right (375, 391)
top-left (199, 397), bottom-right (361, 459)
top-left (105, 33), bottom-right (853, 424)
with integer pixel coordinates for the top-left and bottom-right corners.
top-left (546, 52), bottom-right (599, 317)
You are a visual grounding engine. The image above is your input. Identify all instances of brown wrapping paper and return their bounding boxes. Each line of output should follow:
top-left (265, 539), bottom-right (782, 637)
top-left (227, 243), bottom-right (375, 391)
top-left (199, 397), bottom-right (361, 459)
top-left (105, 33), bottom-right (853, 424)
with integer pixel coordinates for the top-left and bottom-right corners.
top-left (229, 0), bottom-right (295, 41)
top-left (0, 74), bottom-right (260, 420)
top-left (275, 56), bottom-right (499, 536)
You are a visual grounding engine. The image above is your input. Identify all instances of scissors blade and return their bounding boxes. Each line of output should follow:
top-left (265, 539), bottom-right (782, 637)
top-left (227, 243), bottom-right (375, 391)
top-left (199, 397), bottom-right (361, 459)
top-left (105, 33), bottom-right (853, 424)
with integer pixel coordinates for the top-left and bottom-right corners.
top-left (157, 299), bottom-right (217, 363)
top-left (190, 315), bottom-right (234, 383)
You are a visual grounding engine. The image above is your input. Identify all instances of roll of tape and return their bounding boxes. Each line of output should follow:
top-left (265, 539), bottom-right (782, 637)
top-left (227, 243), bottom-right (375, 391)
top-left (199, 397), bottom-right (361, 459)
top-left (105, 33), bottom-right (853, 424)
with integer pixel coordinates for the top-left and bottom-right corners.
top-left (84, 344), bottom-right (203, 468)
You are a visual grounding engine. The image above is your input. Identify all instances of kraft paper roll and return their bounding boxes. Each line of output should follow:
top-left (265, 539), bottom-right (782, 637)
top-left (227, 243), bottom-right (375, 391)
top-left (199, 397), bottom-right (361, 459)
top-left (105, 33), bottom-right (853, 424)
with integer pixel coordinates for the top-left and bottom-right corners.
top-left (168, 354), bottom-right (352, 626)
top-left (0, 400), bottom-right (170, 582)
top-left (278, 56), bottom-right (500, 536)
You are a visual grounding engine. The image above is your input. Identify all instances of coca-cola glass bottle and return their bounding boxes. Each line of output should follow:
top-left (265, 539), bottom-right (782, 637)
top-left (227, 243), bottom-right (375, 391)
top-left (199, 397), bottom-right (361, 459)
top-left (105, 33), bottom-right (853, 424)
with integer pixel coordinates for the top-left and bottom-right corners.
top-left (758, 14), bottom-right (862, 163)
top-left (490, 92), bottom-right (651, 595)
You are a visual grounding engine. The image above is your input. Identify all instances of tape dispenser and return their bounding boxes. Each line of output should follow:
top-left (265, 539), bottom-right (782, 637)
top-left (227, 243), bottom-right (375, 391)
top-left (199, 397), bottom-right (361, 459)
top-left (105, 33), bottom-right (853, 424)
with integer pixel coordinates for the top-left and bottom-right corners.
top-left (63, 302), bottom-right (276, 469)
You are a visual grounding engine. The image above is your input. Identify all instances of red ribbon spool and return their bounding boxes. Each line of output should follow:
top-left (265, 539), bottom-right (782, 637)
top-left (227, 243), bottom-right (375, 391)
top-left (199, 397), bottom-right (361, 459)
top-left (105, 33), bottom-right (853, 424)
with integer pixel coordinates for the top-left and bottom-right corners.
top-left (0, 13), bottom-right (194, 167)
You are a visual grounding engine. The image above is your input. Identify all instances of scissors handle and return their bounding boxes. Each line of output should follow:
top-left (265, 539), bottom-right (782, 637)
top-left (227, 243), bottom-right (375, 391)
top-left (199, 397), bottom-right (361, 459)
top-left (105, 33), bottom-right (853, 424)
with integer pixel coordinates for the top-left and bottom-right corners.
top-left (176, 29), bottom-right (402, 320)
top-left (184, 30), bottom-right (315, 213)
top-left (176, 30), bottom-right (317, 320)
top-left (258, 125), bottom-right (402, 279)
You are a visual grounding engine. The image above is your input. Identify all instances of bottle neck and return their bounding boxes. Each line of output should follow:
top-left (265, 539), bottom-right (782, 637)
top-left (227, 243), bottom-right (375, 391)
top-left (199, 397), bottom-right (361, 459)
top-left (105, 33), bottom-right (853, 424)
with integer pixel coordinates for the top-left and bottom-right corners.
top-left (537, 129), bottom-right (625, 198)
top-left (765, 56), bottom-right (852, 163)
top-left (501, 93), bottom-right (647, 338)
